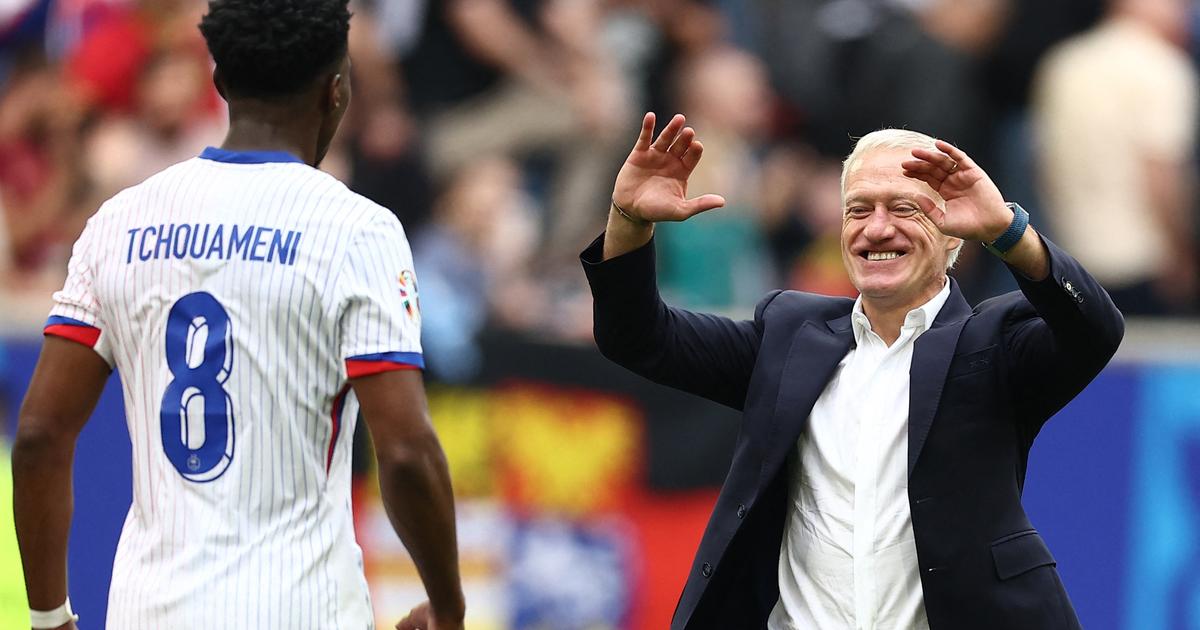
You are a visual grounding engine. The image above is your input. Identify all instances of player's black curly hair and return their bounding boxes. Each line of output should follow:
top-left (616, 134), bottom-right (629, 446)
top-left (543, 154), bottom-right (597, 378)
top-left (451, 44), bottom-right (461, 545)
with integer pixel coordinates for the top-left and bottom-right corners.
top-left (199, 0), bottom-right (351, 99)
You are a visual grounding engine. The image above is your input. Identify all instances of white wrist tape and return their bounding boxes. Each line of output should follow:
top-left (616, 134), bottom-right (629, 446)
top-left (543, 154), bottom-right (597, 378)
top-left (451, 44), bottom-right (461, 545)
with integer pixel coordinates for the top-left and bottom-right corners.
top-left (30, 598), bottom-right (79, 629)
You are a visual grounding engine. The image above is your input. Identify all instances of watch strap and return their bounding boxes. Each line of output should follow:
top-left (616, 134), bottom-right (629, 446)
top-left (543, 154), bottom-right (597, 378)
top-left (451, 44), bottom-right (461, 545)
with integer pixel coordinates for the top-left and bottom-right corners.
top-left (984, 202), bottom-right (1029, 256)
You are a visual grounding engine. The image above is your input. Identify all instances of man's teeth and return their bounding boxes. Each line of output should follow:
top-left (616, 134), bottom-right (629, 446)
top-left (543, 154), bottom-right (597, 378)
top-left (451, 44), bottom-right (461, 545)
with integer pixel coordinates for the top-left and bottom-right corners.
top-left (867, 252), bottom-right (903, 261)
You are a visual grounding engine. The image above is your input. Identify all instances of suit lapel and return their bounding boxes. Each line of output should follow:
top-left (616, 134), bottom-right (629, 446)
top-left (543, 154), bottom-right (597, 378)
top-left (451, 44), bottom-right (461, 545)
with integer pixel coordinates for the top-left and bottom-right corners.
top-left (907, 280), bottom-right (972, 476)
top-left (761, 315), bottom-right (854, 484)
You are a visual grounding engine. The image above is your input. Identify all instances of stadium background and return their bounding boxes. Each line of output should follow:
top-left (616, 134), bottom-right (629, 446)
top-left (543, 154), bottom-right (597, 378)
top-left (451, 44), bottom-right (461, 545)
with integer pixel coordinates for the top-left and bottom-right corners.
top-left (1, 0), bottom-right (1199, 628)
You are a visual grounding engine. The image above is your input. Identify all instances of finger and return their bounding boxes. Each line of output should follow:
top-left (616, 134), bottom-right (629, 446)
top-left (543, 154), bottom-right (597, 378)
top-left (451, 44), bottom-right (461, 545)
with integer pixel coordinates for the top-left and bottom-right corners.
top-left (908, 149), bottom-right (957, 176)
top-left (633, 112), bottom-right (655, 151)
top-left (681, 140), bottom-right (705, 171)
top-left (396, 604), bottom-right (429, 630)
top-left (652, 114), bottom-right (686, 151)
top-left (902, 159), bottom-right (950, 184)
top-left (901, 159), bottom-right (950, 180)
top-left (933, 140), bottom-right (979, 171)
top-left (903, 168), bottom-right (943, 191)
top-left (681, 193), bottom-right (726, 218)
top-left (668, 127), bottom-right (696, 158)
top-left (914, 193), bottom-right (946, 228)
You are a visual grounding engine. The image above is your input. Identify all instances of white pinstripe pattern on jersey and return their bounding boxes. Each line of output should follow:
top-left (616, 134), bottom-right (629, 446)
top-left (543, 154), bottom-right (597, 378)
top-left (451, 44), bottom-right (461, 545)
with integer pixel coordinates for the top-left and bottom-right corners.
top-left (47, 149), bottom-right (419, 629)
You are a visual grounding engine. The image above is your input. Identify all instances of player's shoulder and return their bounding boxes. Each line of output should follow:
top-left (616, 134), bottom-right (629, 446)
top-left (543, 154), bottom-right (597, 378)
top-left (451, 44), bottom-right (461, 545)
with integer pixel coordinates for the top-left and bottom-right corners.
top-left (267, 164), bottom-right (393, 222)
top-left (324, 182), bottom-right (408, 240)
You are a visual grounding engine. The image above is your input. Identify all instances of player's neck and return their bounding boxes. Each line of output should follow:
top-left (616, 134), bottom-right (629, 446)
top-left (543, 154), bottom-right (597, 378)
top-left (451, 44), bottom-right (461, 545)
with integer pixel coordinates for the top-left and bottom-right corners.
top-left (221, 114), bottom-right (321, 166)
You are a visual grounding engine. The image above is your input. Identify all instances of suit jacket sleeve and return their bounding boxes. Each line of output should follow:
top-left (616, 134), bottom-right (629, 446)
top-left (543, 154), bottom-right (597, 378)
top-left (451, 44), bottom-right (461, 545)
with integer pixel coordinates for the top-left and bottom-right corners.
top-left (580, 233), bottom-right (778, 411)
top-left (1003, 235), bottom-right (1125, 436)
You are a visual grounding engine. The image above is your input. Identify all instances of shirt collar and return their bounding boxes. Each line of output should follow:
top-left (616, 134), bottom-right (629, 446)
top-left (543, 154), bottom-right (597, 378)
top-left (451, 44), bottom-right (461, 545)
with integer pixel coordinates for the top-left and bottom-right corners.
top-left (850, 277), bottom-right (952, 344)
top-left (199, 146), bottom-right (304, 165)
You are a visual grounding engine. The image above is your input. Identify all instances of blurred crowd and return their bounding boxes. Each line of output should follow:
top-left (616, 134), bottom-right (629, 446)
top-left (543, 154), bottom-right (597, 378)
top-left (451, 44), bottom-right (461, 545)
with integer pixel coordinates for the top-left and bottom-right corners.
top-left (1, 0), bottom-right (1198, 381)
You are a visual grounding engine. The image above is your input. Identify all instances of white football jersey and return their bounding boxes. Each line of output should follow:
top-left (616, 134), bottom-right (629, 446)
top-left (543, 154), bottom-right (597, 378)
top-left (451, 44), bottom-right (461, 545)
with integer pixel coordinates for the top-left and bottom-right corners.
top-left (45, 147), bottom-right (424, 629)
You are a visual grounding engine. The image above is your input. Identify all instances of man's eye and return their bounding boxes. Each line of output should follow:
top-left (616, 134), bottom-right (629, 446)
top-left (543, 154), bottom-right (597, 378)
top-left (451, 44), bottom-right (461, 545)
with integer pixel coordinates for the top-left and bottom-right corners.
top-left (846, 207), bottom-right (870, 217)
top-left (892, 206), bottom-right (919, 217)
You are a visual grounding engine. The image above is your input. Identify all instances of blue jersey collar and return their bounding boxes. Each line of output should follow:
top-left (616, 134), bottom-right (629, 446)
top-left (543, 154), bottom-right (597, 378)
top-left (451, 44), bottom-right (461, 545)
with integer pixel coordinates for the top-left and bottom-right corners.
top-left (199, 146), bottom-right (305, 165)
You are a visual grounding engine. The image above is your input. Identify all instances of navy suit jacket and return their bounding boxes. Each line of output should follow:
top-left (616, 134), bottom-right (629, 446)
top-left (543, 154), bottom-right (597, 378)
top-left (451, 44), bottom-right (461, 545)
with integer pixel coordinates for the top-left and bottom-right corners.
top-left (581, 234), bottom-right (1124, 630)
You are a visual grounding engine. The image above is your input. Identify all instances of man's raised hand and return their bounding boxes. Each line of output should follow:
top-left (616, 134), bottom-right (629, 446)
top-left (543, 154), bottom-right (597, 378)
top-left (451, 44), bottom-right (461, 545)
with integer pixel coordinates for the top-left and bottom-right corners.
top-left (902, 139), bottom-right (1050, 279)
top-left (612, 112), bottom-right (726, 224)
top-left (901, 140), bottom-right (1011, 244)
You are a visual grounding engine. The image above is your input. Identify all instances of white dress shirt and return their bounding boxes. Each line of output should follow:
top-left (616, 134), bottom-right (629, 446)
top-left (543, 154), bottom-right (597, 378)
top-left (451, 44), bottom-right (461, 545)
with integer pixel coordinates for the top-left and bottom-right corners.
top-left (768, 280), bottom-right (950, 630)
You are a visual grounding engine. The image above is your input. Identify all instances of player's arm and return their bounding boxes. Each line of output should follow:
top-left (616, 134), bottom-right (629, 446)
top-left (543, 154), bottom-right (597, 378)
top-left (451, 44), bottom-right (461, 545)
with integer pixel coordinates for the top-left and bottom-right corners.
top-left (352, 369), bottom-right (465, 630)
top-left (13, 336), bottom-right (111, 629)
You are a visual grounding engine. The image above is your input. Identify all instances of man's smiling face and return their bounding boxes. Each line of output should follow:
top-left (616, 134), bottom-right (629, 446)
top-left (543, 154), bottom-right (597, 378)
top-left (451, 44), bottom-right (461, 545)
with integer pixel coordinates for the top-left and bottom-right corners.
top-left (840, 148), bottom-right (961, 311)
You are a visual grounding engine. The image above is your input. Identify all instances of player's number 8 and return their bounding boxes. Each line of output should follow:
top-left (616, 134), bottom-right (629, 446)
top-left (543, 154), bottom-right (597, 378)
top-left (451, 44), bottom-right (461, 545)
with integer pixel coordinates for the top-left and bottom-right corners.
top-left (160, 291), bottom-right (235, 482)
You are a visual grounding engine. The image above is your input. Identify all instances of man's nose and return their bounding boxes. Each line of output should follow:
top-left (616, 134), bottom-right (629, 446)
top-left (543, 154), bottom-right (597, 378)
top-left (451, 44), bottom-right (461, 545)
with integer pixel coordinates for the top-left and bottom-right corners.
top-left (863, 207), bottom-right (896, 240)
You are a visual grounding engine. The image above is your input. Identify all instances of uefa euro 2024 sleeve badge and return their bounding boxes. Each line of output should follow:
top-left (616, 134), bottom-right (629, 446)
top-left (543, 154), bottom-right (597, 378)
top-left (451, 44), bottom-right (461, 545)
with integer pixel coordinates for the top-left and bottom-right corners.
top-left (398, 270), bottom-right (421, 325)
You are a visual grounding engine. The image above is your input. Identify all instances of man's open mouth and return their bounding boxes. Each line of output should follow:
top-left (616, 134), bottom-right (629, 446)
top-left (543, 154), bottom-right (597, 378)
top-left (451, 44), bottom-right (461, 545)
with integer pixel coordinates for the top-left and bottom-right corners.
top-left (861, 251), bottom-right (906, 261)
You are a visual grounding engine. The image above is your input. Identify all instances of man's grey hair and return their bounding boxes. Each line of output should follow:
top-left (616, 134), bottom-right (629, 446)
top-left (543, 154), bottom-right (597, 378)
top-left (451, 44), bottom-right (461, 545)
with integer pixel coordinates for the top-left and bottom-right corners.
top-left (840, 129), bottom-right (965, 271)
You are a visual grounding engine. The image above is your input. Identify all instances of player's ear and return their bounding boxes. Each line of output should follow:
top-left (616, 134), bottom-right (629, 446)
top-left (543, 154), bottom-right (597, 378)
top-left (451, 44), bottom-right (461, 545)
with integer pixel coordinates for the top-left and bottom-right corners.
top-left (324, 71), bottom-right (351, 118)
top-left (326, 55), bottom-right (352, 115)
top-left (328, 73), bottom-right (345, 112)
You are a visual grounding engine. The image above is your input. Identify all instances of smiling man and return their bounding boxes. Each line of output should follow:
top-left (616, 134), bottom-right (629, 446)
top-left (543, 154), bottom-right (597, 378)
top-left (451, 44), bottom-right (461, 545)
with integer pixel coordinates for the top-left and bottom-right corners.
top-left (581, 115), bottom-right (1124, 630)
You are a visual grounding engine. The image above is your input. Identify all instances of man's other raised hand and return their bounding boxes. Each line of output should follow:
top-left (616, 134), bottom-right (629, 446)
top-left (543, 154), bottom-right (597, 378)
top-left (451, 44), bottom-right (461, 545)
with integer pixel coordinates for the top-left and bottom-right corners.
top-left (603, 113), bottom-right (726, 260)
top-left (614, 112), bottom-right (726, 223)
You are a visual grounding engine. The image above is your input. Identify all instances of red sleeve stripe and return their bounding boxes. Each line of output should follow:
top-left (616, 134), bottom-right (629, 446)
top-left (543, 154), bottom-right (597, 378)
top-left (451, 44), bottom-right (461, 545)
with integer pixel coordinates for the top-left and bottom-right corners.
top-left (345, 351), bottom-right (424, 378)
top-left (44, 319), bottom-right (102, 348)
top-left (345, 360), bottom-right (421, 378)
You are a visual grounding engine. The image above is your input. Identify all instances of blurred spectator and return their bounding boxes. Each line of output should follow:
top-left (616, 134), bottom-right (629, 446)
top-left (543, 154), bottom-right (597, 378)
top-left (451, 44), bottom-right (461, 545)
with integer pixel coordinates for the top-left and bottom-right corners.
top-left (654, 45), bottom-right (774, 310)
top-left (760, 147), bottom-right (858, 298)
top-left (414, 158), bottom-right (543, 381)
top-left (2, 0), bottom-right (223, 326)
top-left (607, 0), bottom-right (727, 119)
top-left (752, 0), bottom-right (1008, 159)
top-left (360, 0), bottom-right (428, 57)
top-left (0, 47), bottom-right (85, 282)
top-left (343, 4), bottom-right (434, 230)
top-left (65, 0), bottom-right (210, 115)
top-left (401, 0), bottom-right (631, 256)
top-left (984, 0), bottom-right (1103, 115)
top-left (1033, 0), bottom-right (1199, 315)
top-left (83, 49), bottom-right (225, 196)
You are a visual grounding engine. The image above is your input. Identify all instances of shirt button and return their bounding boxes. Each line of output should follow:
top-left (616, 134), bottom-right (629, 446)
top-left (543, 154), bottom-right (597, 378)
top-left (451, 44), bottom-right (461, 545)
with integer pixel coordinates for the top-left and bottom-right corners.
top-left (736, 504), bottom-right (746, 519)
top-left (702, 562), bottom-right (713, 578)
